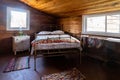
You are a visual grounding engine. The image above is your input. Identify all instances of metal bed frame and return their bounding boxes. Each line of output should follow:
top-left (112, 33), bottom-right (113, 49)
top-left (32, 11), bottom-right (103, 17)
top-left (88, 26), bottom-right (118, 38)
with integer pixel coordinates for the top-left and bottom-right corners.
top-left (32, 25), bottom-right (82, 70)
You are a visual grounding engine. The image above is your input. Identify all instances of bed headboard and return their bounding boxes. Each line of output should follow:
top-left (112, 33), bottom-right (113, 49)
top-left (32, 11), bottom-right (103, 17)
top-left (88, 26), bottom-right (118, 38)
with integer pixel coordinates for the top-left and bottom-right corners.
top-left (49, 24), bottom-right (63, 31)
top-left (39, 24), bottom-right (63, 31)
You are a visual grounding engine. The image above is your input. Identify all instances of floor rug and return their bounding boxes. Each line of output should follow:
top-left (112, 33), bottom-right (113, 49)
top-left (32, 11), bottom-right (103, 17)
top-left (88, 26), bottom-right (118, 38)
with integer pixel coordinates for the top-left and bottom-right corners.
top-left (3, 56), bottom-right (30, 72)
top-left (41, 68), bottom-right (86, 80)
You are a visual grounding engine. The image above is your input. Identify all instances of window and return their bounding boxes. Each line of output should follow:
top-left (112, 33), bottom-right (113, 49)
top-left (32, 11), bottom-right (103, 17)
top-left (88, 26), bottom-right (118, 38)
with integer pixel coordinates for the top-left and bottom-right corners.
top-left (107, 15), bottom-right (120, 33)
top-left (7, 7), bottom-right (30, 31)
top-left (83, 12), bottom-right (120, 37)
top-left (87, 16), bottom-right (105, 32)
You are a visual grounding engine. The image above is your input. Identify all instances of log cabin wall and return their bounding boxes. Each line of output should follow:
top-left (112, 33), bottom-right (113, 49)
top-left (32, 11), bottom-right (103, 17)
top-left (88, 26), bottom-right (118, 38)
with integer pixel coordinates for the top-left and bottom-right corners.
top-left (59, 16), bottom-right (82, 35)
top-left (57, 0), bottom-right (120, 36)
top-left (57, 0), bottom-right (120, 37)
top-left (20, 0), bottom-right (120, 36)
top-left (0, 0), bottom-right (57, 55)
top-left (57, 0), bottom-right (120, 63)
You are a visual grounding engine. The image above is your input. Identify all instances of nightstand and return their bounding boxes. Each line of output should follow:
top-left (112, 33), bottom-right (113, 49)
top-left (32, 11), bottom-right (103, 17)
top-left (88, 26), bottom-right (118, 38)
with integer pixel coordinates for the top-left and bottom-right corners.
top-left (12, 35), bottom-right (30, 55)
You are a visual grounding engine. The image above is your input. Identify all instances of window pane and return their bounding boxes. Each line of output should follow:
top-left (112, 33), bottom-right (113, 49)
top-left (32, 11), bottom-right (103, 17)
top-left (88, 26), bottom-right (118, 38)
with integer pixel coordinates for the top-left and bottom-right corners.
top-left (10, 11), bottom-right (27, 28)
top-left (87, 16), bottom-right (105, 32)
top-left (7, 7), bottom-right (29, 31)
top-left (107, 15), bottom-right (120, 33)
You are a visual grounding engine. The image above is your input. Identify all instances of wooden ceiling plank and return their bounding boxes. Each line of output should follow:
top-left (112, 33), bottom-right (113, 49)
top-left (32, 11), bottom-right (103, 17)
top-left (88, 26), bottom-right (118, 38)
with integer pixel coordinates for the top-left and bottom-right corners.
top-left (27, 0), bottom-right (70, 10)
top-left (20, 0), bottom-right (120, 17)
top-left (52, 0), bottom-right (117, 14)
top-left (37, 0), bottom-right (109, 13)
top-left (54, 0), bottom-right (120, 16)
top-left (21, 0), bottom-right (108, 12)
top-left (58, 2), bottom-right (120, 17)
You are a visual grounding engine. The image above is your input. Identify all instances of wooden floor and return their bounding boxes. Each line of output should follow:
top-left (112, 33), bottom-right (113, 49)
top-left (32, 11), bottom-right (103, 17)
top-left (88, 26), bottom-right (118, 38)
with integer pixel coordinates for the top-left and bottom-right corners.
top-left (0, 54), bottom-right (120, 80)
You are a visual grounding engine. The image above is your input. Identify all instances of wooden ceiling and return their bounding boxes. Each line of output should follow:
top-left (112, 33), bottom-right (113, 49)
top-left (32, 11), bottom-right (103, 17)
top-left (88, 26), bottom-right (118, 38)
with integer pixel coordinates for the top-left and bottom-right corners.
top-left (20, 0), bottom-right (120, 17)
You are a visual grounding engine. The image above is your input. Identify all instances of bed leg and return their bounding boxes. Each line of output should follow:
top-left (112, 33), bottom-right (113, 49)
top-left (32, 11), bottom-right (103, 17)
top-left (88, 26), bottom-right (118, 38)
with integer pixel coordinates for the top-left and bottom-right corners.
top-left (34, 56), bottom-right (36, 71)
top-left (47, 49), bottom-right (50, 54)
top-left (34, 50), bottom-right (37, 71)
top-left (79, 48), bottom-right (81, 65)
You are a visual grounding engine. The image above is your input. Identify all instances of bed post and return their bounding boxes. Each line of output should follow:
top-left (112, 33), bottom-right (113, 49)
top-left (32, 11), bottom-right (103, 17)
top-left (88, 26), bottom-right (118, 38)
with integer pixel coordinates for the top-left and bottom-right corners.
top-left (34, 33), bottom-right (37, 71)
top-left (59, 34), bottom-right (60, 52)
top-left (76, 44), bottom-right (81, 69)
top-left (79, 47), bottom-right (81, 64)
top-left (79, 38), bottom-right (82, 65)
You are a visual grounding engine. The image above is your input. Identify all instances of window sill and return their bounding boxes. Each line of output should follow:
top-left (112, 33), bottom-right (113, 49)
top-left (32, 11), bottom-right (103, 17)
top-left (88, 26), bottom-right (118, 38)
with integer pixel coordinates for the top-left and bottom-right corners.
top-left (81, 34), bottom-right (120, 43)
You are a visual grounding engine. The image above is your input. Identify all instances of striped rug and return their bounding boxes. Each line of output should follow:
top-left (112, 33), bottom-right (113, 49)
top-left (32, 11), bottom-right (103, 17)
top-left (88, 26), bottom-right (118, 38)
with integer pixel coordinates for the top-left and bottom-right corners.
top-left (3, 56), bottom-right (30, 72)
top-left (41, 68), bottom-right (86, 80)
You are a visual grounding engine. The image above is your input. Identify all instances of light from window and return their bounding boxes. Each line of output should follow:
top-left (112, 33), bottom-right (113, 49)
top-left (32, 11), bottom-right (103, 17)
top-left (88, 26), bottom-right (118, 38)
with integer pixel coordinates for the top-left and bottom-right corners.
top-left (107, 15), bottom-right (120, 33)
top-left (7, 7), bottom-right (30, 31)
top-left (83, 12), bottom-right (120, 37)
top-left (87, 16), bottom-right (105, 32)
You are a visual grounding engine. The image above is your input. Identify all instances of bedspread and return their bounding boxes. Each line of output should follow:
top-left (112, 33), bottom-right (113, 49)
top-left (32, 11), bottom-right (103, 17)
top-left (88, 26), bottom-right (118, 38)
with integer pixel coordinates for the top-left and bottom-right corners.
top-left (30, 34), bottom-right (81, 55)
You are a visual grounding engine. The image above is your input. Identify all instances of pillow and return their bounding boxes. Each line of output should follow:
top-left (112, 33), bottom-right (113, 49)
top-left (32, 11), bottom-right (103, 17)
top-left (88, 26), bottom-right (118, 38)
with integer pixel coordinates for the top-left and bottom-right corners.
top-left (51, 30), bottom-right (64, 34)
top-left (38, 31), bottom-right (51, 34)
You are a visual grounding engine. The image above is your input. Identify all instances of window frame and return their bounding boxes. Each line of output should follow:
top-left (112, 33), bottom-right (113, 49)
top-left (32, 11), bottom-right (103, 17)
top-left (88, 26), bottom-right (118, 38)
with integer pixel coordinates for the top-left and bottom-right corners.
top-left (82, 11), bottom-right (120, 37)
top-left (7, 7), bottom-right (30, 31)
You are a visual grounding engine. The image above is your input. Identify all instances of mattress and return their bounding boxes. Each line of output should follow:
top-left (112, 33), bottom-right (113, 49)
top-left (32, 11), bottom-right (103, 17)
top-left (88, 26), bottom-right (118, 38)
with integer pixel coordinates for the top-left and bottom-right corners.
top-left (30, 34), bottom-right (81, 55)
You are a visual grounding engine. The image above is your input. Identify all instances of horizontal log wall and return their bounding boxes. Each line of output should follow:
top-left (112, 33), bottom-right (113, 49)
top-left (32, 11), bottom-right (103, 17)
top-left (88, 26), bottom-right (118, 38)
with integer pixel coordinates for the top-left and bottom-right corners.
top-left (59, 16), bottom-right (82, 35)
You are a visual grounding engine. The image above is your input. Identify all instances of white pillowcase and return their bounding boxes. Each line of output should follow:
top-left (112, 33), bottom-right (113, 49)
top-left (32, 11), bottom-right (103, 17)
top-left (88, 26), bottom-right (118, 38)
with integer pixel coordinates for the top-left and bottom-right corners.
top-left (38, 30), bottom-right (64, 35)
top-left (38, 31), bottom-right (51, 34)
top-left (51, 30), bottom-right (64, 34)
